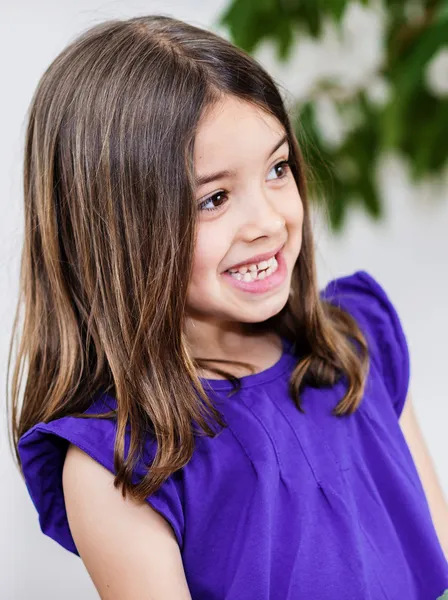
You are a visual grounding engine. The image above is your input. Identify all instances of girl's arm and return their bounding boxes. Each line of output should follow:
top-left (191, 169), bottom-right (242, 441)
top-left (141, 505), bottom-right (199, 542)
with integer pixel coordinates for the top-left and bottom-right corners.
top-left (62, 444), bottom-right (192, 600)
top-left (399, 390), bottom-right (448, 561)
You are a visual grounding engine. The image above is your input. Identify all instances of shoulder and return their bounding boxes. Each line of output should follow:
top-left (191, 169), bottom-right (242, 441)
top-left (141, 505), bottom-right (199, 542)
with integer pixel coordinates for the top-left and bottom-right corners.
top-left (320, 270), bottom-right (411, 418)
top-left (18, 393), bottom-right (185, 555)
top-left (321, 269), bottom-right (400, 322)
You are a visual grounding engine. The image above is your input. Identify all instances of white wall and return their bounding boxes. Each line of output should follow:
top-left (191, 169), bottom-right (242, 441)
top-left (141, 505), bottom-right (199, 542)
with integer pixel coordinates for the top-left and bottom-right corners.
top-left (1, 1), bottom-right (447, 598)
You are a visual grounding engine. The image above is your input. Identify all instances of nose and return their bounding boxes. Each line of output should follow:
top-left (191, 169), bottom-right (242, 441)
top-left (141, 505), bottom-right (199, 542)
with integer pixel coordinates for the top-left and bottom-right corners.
top-left (238, 193), bottom-right (286, 240)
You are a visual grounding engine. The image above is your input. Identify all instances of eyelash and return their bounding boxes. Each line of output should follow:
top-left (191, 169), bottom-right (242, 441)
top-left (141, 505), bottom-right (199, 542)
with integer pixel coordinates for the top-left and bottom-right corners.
top-left (198, 159), bottom-right (292, 213)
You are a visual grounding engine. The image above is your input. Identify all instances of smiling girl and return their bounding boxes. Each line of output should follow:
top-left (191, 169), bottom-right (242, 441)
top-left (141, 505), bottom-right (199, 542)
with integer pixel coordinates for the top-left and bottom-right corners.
top-left (8, 14), bottom-right (448, 600)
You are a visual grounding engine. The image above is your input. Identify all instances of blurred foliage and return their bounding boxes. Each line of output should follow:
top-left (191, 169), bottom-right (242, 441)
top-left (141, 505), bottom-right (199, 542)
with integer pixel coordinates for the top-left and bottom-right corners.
top-left (215, 0), bottom-right (448, 231)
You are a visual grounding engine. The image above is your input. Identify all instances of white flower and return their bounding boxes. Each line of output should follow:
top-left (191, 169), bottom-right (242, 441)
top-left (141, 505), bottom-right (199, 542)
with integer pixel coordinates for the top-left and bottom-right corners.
top-left (366, 75), bottom-right (391, 107)
top-left (425, 48), bottom-right (448, 97)
top-left (314, 96), bottom-right (347, 148)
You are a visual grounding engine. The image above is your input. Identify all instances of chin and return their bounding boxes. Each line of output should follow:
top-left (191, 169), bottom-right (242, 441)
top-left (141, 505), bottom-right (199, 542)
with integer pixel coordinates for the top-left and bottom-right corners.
top-left (237, 293), bottom-right (289, 324)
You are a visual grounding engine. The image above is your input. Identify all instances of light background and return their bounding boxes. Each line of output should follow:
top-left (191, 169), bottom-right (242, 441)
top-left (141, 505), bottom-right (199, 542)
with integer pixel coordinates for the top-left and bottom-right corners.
top-left (1, 1), bottom-right (447, 598)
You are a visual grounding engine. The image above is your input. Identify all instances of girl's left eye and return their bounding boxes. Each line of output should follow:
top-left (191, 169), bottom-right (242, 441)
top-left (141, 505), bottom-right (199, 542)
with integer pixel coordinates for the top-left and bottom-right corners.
top-left (198, 159), bottom-right (291, 213)
top-left (266, 159), bottom-right (291, 182)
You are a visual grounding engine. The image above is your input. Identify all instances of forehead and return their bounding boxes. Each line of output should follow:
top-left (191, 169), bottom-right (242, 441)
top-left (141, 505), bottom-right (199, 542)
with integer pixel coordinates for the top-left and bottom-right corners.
top-left (194, 96), bottom-right (285, 168)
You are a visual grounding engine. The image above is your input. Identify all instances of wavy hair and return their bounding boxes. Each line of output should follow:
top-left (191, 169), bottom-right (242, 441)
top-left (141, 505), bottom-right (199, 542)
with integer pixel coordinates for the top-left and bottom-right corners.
top-left (7, 15), bottom-right (369, 503)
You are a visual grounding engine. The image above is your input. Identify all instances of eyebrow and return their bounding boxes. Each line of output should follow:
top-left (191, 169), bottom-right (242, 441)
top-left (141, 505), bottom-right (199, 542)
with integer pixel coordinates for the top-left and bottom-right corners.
top-left (195, 133), bottom-right (289, 187)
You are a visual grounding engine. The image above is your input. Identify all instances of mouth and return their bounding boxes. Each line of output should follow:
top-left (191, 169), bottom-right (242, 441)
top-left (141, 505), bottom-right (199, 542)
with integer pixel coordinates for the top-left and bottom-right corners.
top-left (226, 254), bottom-right (279, 282)
top-left (222, 246), bottom-right (287, 292)
top-left (224, 243), bottom-right (285, 279)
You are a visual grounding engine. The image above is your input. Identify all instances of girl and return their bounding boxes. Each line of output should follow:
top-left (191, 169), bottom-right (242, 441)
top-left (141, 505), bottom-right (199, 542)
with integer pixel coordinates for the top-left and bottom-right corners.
top-left (8, 14), bottom-right (448, 600)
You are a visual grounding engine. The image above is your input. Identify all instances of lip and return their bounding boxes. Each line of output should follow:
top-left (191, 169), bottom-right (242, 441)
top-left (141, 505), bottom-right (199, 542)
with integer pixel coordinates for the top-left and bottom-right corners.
top-left (222, 247), bottom-right (288, 295)
top-left (225, 242), bottom-right (286, 271)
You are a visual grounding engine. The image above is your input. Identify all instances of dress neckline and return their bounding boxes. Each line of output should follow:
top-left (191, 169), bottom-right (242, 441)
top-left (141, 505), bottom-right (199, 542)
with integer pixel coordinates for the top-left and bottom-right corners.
top-left (199, 336), bottom-right (298, 391)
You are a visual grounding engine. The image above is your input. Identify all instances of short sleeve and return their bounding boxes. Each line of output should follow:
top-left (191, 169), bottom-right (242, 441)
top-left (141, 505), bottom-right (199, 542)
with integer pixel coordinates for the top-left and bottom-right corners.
top-left (321, 270), bottom-right (411, 418)
top-left (17, 393), bottom-right (185, 555)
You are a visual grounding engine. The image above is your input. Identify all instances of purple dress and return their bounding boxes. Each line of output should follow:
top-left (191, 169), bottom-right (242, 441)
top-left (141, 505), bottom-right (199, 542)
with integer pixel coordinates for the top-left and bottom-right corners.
top-left (18, 270), bottom-right (448, 599)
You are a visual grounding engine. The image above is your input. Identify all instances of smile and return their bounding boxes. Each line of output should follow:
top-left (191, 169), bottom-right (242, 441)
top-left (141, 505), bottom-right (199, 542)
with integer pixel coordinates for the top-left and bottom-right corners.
top-left (227, 256), bottom-right (278, 282)
top-left (222, 249), bottom-right (287, 295)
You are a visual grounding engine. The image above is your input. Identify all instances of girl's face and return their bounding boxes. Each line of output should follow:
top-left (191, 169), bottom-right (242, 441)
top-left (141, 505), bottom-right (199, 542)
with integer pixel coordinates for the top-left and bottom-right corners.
top-left (186, 95), bottom-right (303, 334)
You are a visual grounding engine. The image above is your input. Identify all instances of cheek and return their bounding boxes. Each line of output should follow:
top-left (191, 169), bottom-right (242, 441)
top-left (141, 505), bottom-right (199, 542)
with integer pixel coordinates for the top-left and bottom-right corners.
top-left (296, 199), bottom-right (304, 228)
top-left (190, 225), bottom-right (229, 283)
top-left (283, 189), bottom-right (304, 229)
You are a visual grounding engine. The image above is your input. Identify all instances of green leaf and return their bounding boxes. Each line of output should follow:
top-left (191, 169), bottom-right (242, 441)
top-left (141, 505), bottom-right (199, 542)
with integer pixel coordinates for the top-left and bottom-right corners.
top-left (411, 97), bottom-right (448, 179)
top-left (435, 2), bottom-right (448, 24)
top-left (274, 16), bottom-right (295, 61)
top-left (326, 0), bottom-right (349, 22)
top-left (383, 19), bottom-right (448, 149)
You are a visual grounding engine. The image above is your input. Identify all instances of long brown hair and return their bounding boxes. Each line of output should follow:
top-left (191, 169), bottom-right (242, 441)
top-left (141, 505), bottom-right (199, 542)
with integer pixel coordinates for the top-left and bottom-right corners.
top-left (7, 15), bottom-right (369, 503)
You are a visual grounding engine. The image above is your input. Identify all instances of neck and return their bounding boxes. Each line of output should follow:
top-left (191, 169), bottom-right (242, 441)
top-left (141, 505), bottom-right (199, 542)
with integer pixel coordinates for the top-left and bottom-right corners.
top-left (184, 317), bottom-right (282, 379)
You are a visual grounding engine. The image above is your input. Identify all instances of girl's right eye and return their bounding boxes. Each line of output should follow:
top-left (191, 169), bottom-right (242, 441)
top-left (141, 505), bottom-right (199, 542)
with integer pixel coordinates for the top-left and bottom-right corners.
top-left (198, 191), bottom-right (229, 213)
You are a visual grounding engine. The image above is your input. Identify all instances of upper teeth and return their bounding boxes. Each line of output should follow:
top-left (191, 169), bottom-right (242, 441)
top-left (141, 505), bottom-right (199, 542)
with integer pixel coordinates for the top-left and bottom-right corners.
top-left (228, 256), bottom-right (276, 275)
